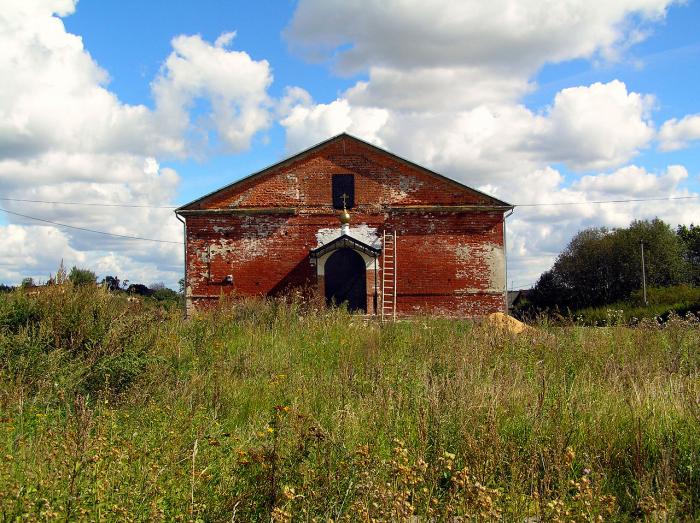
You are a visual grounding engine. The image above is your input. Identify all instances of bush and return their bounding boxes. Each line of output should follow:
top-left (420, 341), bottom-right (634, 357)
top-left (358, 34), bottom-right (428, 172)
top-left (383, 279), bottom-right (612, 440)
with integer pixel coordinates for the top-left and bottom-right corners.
top-left (630, 284), bottom-right (700, 306)
top-left (0, 284), bottom-right (160, 398)
top-left (574, 285), bottom-right (700, 325)
top-left (68, 266), bottom-right (96, 286)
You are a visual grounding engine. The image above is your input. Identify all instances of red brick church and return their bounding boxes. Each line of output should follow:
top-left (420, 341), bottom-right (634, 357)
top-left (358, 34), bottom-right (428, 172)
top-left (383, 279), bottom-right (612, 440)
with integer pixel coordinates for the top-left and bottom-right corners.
top-left (175, 134), bottom-right (513, 318)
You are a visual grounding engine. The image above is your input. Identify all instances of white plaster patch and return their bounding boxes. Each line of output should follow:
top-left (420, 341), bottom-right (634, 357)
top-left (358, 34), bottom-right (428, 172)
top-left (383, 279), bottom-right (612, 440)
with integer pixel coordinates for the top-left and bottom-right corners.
top-left (388, 174), bottom-right (424, 202)
top-left (210, 237), bottom-right (269, 263)
top-left (454, 242), bottom-right (505, 291)
top-left (283, 172), bottom-right (300, 200)
top-left (484, 244), bottom-right (505, 290)
top-left (229, 195), bottom-right (246, 207)
top-left (455, 244), bottom-right (472, 279)
top-left (315, 223), bottom-right (381, 249)
top-left (455, 244), bottom-right (472, 261)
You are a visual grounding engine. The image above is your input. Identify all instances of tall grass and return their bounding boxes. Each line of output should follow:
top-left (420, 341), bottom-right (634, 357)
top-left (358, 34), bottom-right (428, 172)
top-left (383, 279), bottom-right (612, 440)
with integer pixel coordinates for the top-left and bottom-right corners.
top-left (1, 285), bottom-right (699, 521)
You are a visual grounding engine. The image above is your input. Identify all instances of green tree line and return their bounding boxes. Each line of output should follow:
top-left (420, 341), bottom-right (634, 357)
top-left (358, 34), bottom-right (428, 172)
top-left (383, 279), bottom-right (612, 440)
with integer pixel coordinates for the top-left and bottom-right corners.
top-left (528, 219), bottom-right (699, 311)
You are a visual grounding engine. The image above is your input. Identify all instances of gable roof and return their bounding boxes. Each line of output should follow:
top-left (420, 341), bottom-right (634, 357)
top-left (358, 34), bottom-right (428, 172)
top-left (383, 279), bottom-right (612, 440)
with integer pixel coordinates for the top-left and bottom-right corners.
top-left (175, 133), bottom-right (513, 212)
top-left (310, 234), bottom-right (382, 259)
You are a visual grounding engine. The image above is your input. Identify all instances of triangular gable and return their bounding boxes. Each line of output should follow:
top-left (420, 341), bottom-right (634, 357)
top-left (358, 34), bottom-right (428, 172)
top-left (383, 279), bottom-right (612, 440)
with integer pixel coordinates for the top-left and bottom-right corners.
top-left (176, 133), bottom-right (512, 211)
top-left (309, 234), bottom-right (382, 259)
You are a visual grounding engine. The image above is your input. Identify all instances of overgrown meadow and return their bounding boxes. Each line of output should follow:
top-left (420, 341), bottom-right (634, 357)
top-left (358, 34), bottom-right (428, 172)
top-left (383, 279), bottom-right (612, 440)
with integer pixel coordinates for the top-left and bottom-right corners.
top-left (1, 285), bottom-right (699, 521)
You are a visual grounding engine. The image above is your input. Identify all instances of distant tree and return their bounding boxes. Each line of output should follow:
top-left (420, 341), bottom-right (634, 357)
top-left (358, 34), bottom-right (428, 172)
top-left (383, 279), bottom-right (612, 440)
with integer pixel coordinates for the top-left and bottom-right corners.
top-left (126, 283), bottom-right (153, 297)
top-left (69, 266), bottom-right (96, 286)
top-left (677, 224), bottom-right (700, 284)
top-left (0, 283), bottom-right (14, 293)
top-left (152, 287), bottom-right (179, 301)
top-left (149, 282), bottom-right (166, 291)
top-left (529, 219), bottom-right (689, 311)
top-left (20, 277), bottom-right (36, 288)
top-left (178, 278), bottom-right (185, 295)
top-left (101, 275), bottom-right (121, 291)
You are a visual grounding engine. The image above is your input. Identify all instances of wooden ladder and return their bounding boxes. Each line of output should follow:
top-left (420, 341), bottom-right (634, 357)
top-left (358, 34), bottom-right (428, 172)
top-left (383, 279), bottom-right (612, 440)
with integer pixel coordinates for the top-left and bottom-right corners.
top-left (381, 230), bottom-right (397, 321)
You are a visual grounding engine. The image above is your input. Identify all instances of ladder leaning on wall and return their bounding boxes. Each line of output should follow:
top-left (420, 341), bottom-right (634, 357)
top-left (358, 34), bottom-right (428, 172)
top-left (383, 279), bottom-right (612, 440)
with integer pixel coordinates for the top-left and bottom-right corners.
top-left (381, 230), bottom-right (397, 321)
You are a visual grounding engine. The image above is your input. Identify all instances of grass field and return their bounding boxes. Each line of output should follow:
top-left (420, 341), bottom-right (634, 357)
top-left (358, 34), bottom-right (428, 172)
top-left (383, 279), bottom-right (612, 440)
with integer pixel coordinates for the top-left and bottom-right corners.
top-left (1, 285), bottom-right (699, 521)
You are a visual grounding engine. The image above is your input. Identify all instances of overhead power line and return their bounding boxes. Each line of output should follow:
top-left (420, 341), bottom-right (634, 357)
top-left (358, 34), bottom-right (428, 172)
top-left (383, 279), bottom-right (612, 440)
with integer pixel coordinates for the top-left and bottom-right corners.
top-left (0, 197), bottom-right (177, 209)
top-left (0, 207), bottom-right (183, 245)
top-left (516, 195), bottom-right (698, 207)
top-left (0, 194), bottom-right (697, 209)
top-left (0, 194), bottom-right (697, 245)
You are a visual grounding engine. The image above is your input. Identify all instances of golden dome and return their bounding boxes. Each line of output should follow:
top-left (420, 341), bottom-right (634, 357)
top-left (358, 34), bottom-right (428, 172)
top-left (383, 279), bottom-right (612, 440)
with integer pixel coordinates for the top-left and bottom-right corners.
top-left (339, 206), bottom-right (351, 224)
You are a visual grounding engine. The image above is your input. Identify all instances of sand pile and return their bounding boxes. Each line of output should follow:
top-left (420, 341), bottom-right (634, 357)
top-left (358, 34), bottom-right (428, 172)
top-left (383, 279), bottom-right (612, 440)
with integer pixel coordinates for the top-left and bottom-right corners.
top-left (485, 312), bottom-right (530, 335)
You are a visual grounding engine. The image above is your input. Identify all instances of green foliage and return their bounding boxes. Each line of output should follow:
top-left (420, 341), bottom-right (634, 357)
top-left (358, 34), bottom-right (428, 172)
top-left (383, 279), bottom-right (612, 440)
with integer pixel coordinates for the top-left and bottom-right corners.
top-left (101, 275), bottom-right (120, 291)
top-left (0, 284), bottom-right (159, 397)
top-left (678, 223), bottom-right (700, 284)
top-left (68, 266), bottom-right (96, 286)
top-left (530, 219), bottom-right (691, 311)
top-left (1, 286), bottom-right (700, 520)
top-left (571, 285), bottom-right (700, 326)
top-left (151, 286), bottom-right (179, 301)
top-left (630, 284), bottom-right (700, 306)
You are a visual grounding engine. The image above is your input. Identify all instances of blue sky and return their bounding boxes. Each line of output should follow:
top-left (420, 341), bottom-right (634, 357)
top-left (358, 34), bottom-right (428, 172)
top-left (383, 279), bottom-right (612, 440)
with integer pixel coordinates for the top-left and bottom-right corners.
top-left (1, 0), bottom-right (700, 288)
top-left (61, 0), bottom-right (700, 203)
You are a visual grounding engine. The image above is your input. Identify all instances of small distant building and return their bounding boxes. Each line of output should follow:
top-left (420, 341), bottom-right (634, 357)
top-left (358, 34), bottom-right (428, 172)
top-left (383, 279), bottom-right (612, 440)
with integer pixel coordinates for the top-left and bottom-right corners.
top-left (507, 289), bottom-right (531, 312)
top-left (175, 134), bottom-right (513, 318)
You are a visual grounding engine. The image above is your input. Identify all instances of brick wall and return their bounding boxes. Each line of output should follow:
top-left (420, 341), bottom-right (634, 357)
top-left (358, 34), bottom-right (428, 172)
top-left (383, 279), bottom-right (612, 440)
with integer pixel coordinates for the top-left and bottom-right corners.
top-left (182, 136), bottom-right (508, 317)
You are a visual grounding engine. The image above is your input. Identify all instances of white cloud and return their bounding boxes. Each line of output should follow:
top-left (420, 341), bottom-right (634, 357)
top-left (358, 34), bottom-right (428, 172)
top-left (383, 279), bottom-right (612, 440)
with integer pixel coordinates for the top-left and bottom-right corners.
top-left (658, 113), bottom-right (700, 151)
top-left (285, 0), bottom-right (675, 115)
top-left (280, 90), bottom-right (389, 152)
top-left (537, 81), bottom-right (655, 170)
top-left (0, 2), bottom-right (273, 160)
top-left (286, 0), bottom-right (674, 74)
top-left (505, 164), bottom-right (699, 287)
top-left (0, 224), bottom-right (86, 284)
top-left (281, 80), bottom-right (654, 181)
top-left (572, 164), bottom-right (687, 195)
top-left (152, 33), bottom-right (273, 155)
top-left (345, 67), bottom-right (533, 112)
top-left (0, 1), bottom-right (273, 286)
top-left (282, 0), bottom-right (695, 290)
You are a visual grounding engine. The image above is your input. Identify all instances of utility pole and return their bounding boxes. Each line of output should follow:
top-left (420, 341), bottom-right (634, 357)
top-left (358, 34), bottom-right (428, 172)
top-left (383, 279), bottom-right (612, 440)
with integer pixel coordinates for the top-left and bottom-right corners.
top-left (640, 240), bottom-right (648, 306)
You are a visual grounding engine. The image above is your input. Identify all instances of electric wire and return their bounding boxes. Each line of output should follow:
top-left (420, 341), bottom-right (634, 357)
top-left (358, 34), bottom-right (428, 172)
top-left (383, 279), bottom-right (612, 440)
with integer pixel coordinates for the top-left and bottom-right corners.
top-left (0, 194), bottom-right (697, 245)
top-left (0, 207), bottom-right (183, 244)
top-left (0, 194), bottom-right (697, 209)
top-left (516, 195), bottom-right (698, 207)
top-left (0, 197), bottom-right (177, 209)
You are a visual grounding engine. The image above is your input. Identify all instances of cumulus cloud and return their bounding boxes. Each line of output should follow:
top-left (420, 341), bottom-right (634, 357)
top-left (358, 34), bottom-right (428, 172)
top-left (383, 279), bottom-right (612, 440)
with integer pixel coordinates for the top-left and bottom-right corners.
top-left (152, 33), bottom-right (273, 155)
top-left (282, 0), bottom-right (696, 289)
top-left (281, 80), bottom-right (655, 181)
top-left (286, 0), bottom-right (673, 74)
top-left (537, 81), bottom-right (655, 170)
top-left (280, 88), bottom-right (389, 152)
top-left (658, 113), bottom-right (700, 151)
top-left (344, 67), bottom-right (533, 112)
top-left (285, 0), bottom-right (675, 113)
top-left (572, 164), bottom-right (687, 195)
top-left (0, 1), bottom-right (273, 285)
top-left (505, 164), bottom-right (699, 287)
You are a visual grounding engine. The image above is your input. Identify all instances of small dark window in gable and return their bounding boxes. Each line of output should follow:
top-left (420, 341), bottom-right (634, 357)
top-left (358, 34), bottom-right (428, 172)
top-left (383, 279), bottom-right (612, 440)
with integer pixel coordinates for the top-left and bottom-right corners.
top-left (332, 174), bottom-right (355, 209)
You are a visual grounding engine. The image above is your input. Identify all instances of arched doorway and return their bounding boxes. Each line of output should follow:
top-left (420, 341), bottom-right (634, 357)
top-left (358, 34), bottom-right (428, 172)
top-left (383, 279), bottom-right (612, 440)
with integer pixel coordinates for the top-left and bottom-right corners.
top-left (324, 248), bottom-right (367, 312)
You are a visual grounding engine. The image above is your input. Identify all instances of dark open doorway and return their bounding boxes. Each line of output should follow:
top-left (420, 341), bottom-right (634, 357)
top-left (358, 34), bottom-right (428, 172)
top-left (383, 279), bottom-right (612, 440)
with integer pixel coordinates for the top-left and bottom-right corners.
top-left (324, 248), bottom-right (367, 312)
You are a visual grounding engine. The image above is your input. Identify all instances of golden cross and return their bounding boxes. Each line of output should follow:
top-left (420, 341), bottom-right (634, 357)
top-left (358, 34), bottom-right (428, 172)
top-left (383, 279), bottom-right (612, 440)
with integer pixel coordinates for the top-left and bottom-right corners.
top-left (340, 193), bottom-right (349, 208)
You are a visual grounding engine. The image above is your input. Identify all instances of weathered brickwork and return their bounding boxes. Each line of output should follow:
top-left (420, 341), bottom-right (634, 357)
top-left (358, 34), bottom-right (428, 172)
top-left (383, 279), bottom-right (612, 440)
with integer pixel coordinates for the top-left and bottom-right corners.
top-left (178, 134), bottom-right (512, 317)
